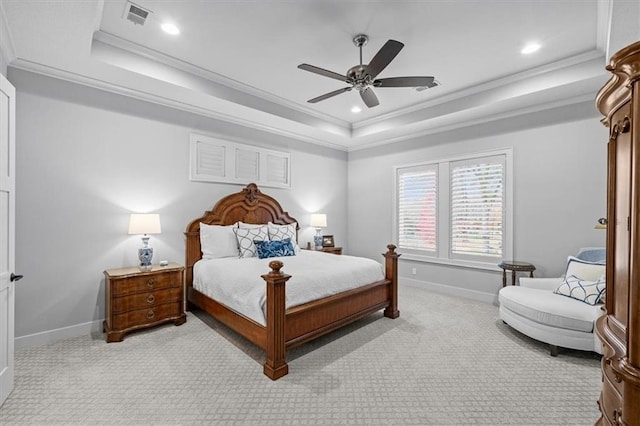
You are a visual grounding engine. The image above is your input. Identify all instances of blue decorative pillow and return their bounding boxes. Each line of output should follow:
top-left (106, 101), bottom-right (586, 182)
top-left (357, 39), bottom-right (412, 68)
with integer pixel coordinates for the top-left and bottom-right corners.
top-left (254, 238), bottom-right (295, 259)
top-left (554, 274), bottom-right (606, 305)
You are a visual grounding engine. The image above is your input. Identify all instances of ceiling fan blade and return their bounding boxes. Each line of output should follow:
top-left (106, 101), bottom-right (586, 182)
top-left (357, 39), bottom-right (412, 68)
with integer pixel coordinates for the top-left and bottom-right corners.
top-left (307, 87), bottom-right (352, 103)
top-left (360, 87), bottom-right (379, 108)
top-left (298, 64), bottom-right (347, 82)
top-left (367, 40), bottom-right (404, 79)
top-left (374, 76), bottom-right (436, 88)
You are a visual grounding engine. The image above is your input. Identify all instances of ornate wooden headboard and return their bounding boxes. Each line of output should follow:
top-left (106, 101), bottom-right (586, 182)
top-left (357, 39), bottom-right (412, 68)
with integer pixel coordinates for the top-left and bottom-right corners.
top-left (184, 183), bottom-right (299, 287)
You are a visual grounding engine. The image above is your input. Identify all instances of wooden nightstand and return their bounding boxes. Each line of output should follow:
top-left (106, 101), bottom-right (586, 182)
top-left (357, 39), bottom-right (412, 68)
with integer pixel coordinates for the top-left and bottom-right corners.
top-left (103, 263), bottom-right (186, 342)
top-left (303, 246), bottom-right (343, 255)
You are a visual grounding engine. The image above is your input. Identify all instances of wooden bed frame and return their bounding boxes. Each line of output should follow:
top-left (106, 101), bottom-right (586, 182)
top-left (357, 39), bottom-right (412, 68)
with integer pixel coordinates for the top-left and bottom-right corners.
top-left (185, 183), bottom-right (399, 380)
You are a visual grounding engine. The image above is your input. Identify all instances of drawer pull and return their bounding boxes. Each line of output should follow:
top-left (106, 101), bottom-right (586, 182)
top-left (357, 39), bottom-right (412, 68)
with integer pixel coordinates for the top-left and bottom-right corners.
top-left (146, 294), bottom-right (155, 304)
top-left (146, 310), bottom-right (155, 319)
top-left (147, 279), bottom-right (155, 288)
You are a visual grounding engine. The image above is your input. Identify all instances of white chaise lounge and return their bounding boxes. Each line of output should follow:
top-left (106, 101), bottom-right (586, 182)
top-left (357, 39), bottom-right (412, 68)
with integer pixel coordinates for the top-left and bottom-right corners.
top-left (498, 248), bottom-right (606, 356)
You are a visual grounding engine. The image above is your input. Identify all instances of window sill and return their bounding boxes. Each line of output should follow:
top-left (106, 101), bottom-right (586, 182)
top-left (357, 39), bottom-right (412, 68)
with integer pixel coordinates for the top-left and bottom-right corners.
top-left (399, 253), bottom-right (502, 272)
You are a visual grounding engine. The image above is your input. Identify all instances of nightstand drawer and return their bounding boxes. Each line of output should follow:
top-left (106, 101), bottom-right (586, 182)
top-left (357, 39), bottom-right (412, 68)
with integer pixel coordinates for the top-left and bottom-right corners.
top-left (111, 302), bottom-right (182, 330)
top-left (111, 287), bottom-right (182, 313)
top-left (112, 271), bottom-right (181, 296)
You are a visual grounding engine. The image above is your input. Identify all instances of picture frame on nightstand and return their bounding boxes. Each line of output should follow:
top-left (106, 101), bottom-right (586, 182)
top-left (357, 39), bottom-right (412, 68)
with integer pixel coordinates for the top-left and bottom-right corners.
top-left (322, 235), bottom-right (335, 247)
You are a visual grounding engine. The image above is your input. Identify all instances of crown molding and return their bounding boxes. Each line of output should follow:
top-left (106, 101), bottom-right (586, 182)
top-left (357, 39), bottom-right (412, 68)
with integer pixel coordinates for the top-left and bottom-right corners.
top-left (353, 49), bottom-right (605, 131)
top-left (9, 59), bottom-right (349, 152)
top-left (596, 0), bottom-right (612, 52)
top-left (93, 30), bottom-right (351, 130)
top-left (348, 92), bottom-right (598, 152)
top-left (0, 2), bottom-right (16, 67)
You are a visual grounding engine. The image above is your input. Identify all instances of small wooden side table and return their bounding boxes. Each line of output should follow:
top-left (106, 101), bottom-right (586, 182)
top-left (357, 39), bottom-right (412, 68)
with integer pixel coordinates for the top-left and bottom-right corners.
top-left (498, 260), bottom-right (536, 287)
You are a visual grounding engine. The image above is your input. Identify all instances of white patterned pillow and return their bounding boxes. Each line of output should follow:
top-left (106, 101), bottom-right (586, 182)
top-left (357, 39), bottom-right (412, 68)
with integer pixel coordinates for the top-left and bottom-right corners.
top-left (268, 222), bottom-right (299, 252)
top-left (200, 222), bottom-right (239, 259)
top-left (238, 222), bottom-right (266, 229)
top-left (233, 226), bottom-right (268, 258)
top-left (597, 273), bottom-right (606, 303)
top-left (554, 274), bottom-right (606, 305)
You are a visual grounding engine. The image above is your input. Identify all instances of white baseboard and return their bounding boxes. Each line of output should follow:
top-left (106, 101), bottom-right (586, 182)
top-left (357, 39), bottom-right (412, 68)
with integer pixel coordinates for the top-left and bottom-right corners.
top-left (15, 319), bottom-right (103, 351)
top-left (401, 277), bottom-right (499, 305)
top-left (14, 279), bottom-right (496, 350)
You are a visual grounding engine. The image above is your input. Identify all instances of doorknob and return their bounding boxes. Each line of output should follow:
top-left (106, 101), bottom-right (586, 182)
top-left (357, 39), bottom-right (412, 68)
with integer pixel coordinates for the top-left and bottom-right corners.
top-left (10, 273), bottom-right (23, 282)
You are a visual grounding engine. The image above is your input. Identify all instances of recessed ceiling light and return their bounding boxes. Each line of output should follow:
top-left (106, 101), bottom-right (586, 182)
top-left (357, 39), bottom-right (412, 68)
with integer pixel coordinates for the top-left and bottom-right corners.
top-left (351, 106), bottom-right (362, 113)
top-left (161, 22), bottom-right (180, 35)
top-left (521, 42), bottom-right (541, 55)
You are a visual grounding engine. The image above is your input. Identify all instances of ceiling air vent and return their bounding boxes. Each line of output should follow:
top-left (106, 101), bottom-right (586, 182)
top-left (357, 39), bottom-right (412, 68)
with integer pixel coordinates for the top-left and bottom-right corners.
top-left (123, 2), bottom-right (152, 26)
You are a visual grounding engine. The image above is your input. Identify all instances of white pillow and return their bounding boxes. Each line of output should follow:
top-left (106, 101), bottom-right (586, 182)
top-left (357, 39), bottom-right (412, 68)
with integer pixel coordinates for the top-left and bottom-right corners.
top-left (268, 222), bottom-right (300, 253)
top-left (564, 256), bottom-right (606, 281)
top-left (200, 222), bottom-right (239, 259)
top-left (554, 274), bottom-right (606, 305)
top-left (233, 225), bottom-right (269, 258)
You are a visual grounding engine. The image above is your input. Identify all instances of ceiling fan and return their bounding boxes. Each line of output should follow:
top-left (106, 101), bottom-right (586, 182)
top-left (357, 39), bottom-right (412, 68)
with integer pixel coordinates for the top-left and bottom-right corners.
top-left (298, 34), bottom-right (438, 108)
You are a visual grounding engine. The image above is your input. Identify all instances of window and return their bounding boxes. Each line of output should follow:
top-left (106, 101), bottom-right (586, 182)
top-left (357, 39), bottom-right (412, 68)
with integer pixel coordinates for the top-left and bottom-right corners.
top-left (397, 165), bottom-right (437, 253)
top-left (395, 150), bottom-right (512, 268)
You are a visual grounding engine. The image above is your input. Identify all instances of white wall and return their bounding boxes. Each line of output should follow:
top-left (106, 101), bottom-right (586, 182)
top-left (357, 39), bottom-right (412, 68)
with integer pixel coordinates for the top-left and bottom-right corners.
top-left (348, 102), bottom-right (608, 302)
top-left (0, 46), bottom-right (7, 77)
top-left (11, 69), bottom-right (347, 345)
top-left (606, 0), bottom-right (640, 60)
top-left (9, 69), bottom-right (611, 345)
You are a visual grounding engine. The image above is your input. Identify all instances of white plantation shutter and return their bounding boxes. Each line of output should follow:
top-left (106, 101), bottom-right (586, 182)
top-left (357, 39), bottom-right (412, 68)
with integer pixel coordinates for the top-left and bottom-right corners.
top-left (189, 134), bottom-right (290, 188)
top-left (266, 153), bottom-right (289, 186)
top-left (195, 142), bottom-right (225, 178)
top-left (235, 148), bottom-right (259, 181)
top-left (397, 166), bottom-right (437, 253)
top-left (395, 150), bottom-right (511, 267)
top-left (450, 156), bottom-right (504, 259)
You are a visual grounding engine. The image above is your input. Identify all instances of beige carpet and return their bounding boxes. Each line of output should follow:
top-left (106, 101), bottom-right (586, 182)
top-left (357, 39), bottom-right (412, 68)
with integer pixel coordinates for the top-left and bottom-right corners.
top-left (0, 284), bottom-right (601, 425)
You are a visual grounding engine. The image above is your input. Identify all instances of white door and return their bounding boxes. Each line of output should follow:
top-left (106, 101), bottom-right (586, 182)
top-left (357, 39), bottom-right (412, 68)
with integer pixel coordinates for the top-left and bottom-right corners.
top-left (0, 72), bottom-right (17, 407)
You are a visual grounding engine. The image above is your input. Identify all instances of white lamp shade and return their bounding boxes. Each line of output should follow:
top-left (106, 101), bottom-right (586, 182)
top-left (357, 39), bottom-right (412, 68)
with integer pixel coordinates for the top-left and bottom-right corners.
top-left (310, 213), bottom-right (327, 228)
top-left (128, 213), bottom-right (162, 235)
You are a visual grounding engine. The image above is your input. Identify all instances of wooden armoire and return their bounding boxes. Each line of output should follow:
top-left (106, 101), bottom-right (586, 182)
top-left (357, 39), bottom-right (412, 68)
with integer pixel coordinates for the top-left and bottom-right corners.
top-left (595, 40), bottom-right (640, 426)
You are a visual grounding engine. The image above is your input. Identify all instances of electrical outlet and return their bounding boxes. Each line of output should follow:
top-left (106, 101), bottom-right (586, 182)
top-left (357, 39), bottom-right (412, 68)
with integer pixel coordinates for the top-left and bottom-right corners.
top-left (411, 267), bottom-right (417, 275)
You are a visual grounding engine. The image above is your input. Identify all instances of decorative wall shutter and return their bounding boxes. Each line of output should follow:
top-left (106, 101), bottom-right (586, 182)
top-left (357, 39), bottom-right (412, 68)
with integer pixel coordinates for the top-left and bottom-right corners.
top-left (194, 142), bottom-right (226, 178)
top-left (235, 148), bottom-right (259, 181)
top-left (190, 134), bottom-right (290, 188)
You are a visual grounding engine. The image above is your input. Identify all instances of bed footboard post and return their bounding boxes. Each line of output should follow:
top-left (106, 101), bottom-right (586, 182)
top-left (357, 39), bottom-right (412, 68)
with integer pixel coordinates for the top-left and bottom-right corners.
top-left (261, 260), bottom-right (291, 380)
top-left (383, 244), bottom-right (400, 319)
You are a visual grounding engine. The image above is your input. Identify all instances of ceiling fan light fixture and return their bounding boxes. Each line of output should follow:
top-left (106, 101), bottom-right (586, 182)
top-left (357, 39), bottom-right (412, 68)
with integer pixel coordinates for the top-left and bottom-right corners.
top-left (298, 34), bottom-right (436, 108)
top-left (161, 22), bottom-right (180, 35)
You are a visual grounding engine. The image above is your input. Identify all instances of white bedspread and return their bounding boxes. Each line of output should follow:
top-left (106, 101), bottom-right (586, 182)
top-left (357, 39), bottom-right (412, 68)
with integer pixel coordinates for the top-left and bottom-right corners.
top-left (193, 250), bottom-right (385, 326)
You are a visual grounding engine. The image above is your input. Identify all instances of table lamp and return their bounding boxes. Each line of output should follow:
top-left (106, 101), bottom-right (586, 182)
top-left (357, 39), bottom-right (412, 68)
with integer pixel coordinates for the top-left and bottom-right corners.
top-left (128, 213), bottom-right (162, 270)
top-left (310, 213), bottom-right (327, 249)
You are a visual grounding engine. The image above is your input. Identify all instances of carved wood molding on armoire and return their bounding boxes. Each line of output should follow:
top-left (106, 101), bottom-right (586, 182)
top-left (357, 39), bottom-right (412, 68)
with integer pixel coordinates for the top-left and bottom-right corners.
top-left (595, 40), bottom-right (640, 426)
